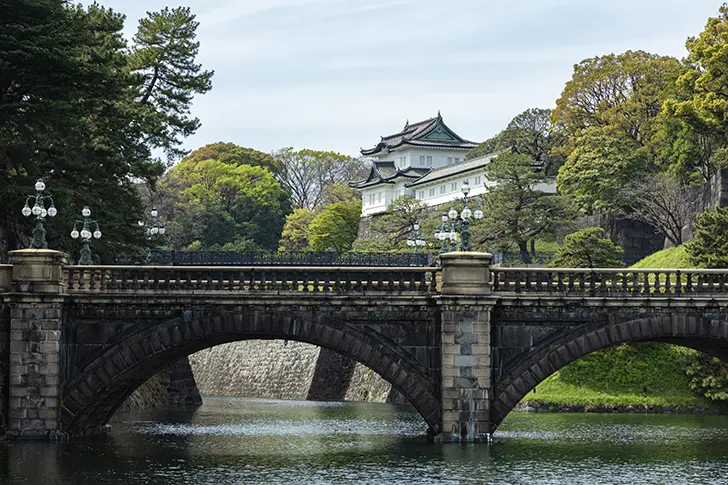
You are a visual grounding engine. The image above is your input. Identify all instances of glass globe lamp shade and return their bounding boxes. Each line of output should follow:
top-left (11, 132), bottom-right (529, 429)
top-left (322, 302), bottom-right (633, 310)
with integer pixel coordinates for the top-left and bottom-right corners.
top-left (461, 207), bottom-right (472, 219)
top-left (22, 205), bottom-right (32, 217)
top-left (93, 230), bottom-right (102, 239)
top-left (441, 213), bottom-right (448, 223)
top-left (474, 208), bottom-right (484, 219)
top-left (158, 226), bottom-right (166, 235)
top-left (448, 207), bottom-right (458, 220)
top-left (416, 239), bottom-right (426, 246)
top-left (40, 208), bottom-right (47, 218)
top-left (407, 239), bottom-right (414, 246)
top-left (138, 220), bottom-right (145, 227)
top-left (150, 208), bottom-right (158, 218)
top-left (32, 204), bottom-right (42, 216)
top-left (81, 229), bottom-right (91, 239)
top-left (71, 229), bottom-right (79, 239)
top-left (150, 226), bottom-right (159, 235)
top-left (461, 181), bottom-right (470, 196)
top-left (35, 180), bottom-right (45, 192)
top-left (413, 222), bottom-right (420, 231)
top-left (449, 231), bottom-right (457, 241)
top-left (47, 205), bottom-right (57, 217)
top-left (82, 206), bottom-right (91, 217)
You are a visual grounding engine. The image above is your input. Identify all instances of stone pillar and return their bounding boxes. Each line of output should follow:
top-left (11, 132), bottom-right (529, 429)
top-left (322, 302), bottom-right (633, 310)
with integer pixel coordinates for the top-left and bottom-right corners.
top-left (435, 251), bottom-right (494, 443)
top-left (7, 249), bottom-right (67, 439)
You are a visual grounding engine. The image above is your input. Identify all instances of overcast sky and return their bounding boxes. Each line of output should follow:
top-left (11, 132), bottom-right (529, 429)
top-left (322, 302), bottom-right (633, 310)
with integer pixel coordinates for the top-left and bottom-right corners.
top-left (100, 0), bottom-right (723, 158)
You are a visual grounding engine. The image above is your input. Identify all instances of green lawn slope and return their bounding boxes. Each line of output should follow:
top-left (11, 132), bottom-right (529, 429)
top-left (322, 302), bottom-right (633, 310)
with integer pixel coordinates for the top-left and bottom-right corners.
top-left (519, 245), bottom-right (728, 412)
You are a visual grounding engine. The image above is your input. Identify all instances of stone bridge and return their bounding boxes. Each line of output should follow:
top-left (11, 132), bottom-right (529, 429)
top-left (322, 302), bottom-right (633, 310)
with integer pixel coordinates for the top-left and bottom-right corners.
top-left (2, 250), bottom-right (728, 443)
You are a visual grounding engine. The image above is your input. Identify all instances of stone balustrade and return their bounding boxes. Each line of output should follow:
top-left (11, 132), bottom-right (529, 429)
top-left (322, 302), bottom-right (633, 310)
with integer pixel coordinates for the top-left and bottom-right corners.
top-left (64, 265), bottom-right (439, 294)
top-left (492, 267), bottom-right (728, 295)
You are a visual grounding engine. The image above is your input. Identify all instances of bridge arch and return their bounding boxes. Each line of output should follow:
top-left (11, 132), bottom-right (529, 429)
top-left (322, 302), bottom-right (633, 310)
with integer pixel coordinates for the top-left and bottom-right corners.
top-left (60, 308), bottom-right (440, 436)
top-left (491, 314), bottom-right (728, 430)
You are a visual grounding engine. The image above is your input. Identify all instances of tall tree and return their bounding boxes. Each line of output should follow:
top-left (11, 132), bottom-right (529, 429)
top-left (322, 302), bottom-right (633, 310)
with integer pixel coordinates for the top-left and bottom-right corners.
top-left (0, 2), bottom-right (165, 260)
top-left (686, 207), bottom-right (728, 268)
top-left (659, 4), bottom-right (728, 182)
top-left (278, 208), bottom-right (314, 251)
top-left (130, 6), bottom-right (214, 162)
top-left (371, 195), bottom-right (430, 244)
top-left (478, 152), bottom-right (572, 263)
top-left (467, 108), bottom-right (566, 175)
top-left (272, 148), bottom-right (366, 209)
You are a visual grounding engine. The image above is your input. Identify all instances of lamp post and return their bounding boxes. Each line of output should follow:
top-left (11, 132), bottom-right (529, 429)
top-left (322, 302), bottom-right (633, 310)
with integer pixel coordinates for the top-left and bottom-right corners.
top-left (21, 179), bottom-right (58, 249)
top-left (138, 207), bottom-right (166, 239)
top-left (138, 207), bottom-right (166, 264)
top-left (407, 221), bottom-right (426, 263)
top-left (70, 206), bottom-right (102, 265)
top-left (435, 180), bottom-right (484, 252)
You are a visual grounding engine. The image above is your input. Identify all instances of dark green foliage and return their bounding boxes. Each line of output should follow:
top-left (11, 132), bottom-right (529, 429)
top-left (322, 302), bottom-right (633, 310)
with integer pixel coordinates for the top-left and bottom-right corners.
top-left (181, 142), bottom-right (280, 173)
top-left (685, 353), bottom-right (728, 401)
top-left (130, 6), bottom-right (213, 162)
top-left (478, 151), bottom-right (572, 263)
top-left (549, 227), bottom-right (624, 268)
top-left (686, 207), bottom-right (728, 268)
top-left (467, 108), bottom-right (565, 175)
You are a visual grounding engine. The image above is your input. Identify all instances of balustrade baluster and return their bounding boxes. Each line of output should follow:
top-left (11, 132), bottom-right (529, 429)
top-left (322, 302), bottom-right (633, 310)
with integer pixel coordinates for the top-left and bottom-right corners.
top-left (513, 272), bottom-right (522, 294)
top-left (567, 272), bottom-right (574, 293)
top-left (313, 272), bottom-right (320, 293)
top-left (344, 271), bottom-right (351, 291)
top-left (409, 271), bottom-right (416, 292)
top-left (686, 271), bottom-right (693, 293)
top-left (303, 272), bottom-right (309, 292)
top-left (720, 273), bottom-right (726, 293)
top-left (88, 268), bottom-right (97, 291)
top-left (322, 272), bottom-right (330, 292)
top-left (429, 270), bottom-right (438, 293)
top-left (556, 272), bottom-right (563, 293)
top-left (672, 271), bottom-right (679, 294)
top-left (578, 272), bottom-right (585, 294)
top-left (492, 271), bottom-right (500, 292)
top-left (697, 274), bottom-right (704, 293)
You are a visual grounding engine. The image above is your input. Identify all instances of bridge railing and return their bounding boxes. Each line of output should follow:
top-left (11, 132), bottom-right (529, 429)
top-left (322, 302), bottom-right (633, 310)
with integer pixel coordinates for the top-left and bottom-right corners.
top-left (64, 265), bottom-right (440, 295)
top-left (492, 267), bottom-right (728, 295)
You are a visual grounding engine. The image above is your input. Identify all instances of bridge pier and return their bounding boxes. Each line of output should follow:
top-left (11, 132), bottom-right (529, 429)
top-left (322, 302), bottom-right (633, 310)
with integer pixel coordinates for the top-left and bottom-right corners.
top-left (435, 252), bottom-right (494, 443)
top-left (6, 250), bottom-right (66, 439)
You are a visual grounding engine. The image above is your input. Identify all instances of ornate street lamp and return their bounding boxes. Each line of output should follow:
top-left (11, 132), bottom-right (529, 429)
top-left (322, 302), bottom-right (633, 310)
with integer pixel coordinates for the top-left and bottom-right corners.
top-left (138, 207), bottom-right (166, 239)
top-left (435, 180), bottom-right (484, 252)
top-left (407, 221), bottom-right (426, 258)
top-left (70, 206), bottom-right (102, 265)
top-left (21, 179), bottom-right (58, 249)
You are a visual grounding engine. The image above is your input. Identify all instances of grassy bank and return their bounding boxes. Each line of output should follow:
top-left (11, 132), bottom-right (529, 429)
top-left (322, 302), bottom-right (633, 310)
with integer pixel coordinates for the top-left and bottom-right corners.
top-left (519, 246), bottom-right (728, 412)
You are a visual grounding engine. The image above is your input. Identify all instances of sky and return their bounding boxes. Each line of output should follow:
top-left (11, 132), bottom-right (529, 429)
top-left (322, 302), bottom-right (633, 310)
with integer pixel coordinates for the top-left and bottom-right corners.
top-left (100, 0), bottom-right (724, 158)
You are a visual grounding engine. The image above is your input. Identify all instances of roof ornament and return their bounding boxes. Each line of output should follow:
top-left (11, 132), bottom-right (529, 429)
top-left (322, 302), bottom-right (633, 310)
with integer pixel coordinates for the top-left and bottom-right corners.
top-left (437, 109), bottom-right (441, 118)
top-left (404, 119), bottom-right (409, 130)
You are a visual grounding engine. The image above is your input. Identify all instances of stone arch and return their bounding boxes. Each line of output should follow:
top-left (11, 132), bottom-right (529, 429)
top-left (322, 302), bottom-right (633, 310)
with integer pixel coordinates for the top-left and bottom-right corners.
top-left (61, 308), bottom-right (440, 436)
top-left (491, 313), bottom-right (728, 431)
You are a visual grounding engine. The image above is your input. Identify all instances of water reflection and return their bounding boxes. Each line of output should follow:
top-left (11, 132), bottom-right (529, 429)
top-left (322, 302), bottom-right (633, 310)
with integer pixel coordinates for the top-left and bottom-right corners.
top-left (1, 398), bottom-right (728, 484)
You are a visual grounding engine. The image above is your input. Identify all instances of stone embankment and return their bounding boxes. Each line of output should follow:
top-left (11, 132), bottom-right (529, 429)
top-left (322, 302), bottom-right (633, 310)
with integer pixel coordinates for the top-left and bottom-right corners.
top-left (120, 358), bottom-right (202, 412)
top-left (188, 340), bottom-right (404, 404)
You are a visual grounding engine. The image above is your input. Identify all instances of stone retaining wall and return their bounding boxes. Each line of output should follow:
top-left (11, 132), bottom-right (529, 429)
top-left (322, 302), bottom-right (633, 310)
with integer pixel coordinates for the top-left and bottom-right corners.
top-left (188, 340), bottom-right (403, 404)
top-left (119, 358), bottom-right (201, 412)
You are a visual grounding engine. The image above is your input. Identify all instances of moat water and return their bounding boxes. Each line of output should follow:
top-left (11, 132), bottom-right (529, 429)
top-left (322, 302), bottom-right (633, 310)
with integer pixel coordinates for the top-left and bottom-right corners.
top-left (2, 397), bottom-right (728, 484)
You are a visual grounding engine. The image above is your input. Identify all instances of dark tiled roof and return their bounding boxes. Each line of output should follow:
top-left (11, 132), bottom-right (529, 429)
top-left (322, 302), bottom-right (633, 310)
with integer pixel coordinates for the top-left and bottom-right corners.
top-left (349, 161), bottom-right (430, 189)
top-left (404, 151), bottom-right (500, 188)
top-left (361, 113), bottom-right (479, 156)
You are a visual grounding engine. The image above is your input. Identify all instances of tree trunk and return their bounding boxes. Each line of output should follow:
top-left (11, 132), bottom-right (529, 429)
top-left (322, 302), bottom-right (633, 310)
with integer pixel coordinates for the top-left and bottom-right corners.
top-left (518, 240), bottom-right (532, 264)
top-left (529, 239), bottom-right (536, 260)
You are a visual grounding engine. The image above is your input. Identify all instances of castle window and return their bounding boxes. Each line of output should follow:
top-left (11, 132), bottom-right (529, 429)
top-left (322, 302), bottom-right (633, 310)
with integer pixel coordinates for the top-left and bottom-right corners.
top-left (419, 156), bottom-right (425, 165)
top-left (447, 157), bottom-right (453, 165)
top-left (440, 185), bottom-right (445, 194)
top-left (426, 156), bottom-right (433, 167)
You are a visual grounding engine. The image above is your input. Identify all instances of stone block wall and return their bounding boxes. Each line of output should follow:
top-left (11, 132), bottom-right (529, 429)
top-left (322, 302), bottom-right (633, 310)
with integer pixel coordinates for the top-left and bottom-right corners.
top-left (0, 303), bottom-right (9, 436)
top-left (119, 357), bottom-right (202, 412)
top-left (188, 340), bottom-right (404, 404)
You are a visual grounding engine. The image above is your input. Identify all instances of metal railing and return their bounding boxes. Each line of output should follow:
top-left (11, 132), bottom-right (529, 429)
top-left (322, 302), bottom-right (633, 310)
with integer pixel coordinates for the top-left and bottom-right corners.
top-left (112, 250), bottom-right (436, 267)
top-left (65, 265), bottom-right (439, 295)
top-left (492, 267), bottom-right (728, 295)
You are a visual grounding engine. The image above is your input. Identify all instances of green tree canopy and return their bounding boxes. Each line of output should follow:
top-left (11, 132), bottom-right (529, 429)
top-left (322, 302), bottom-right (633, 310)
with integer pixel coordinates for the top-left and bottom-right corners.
top-left (549, 227), bottom-right (624, 268)
top-left (478, 152), bottom-right (572, 263)
top-left (308, 200), bottom-right (362, 252)
top-left (468, 108), bottom-right (566, 175)
top-left (159, 160), bottom-right (291, 250)
top-left (557, 127), bottom-right (651, 211)
top-left (371, 195), bottom-right (431, 245)
top-left (181, 142), bottom-right (280, 173)
top-left (278, 208), bottom-right (315, 251)
top-left (686, 206), bottom-right (728, 268)
top-left (658, 4), bottom-right (728, 182)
